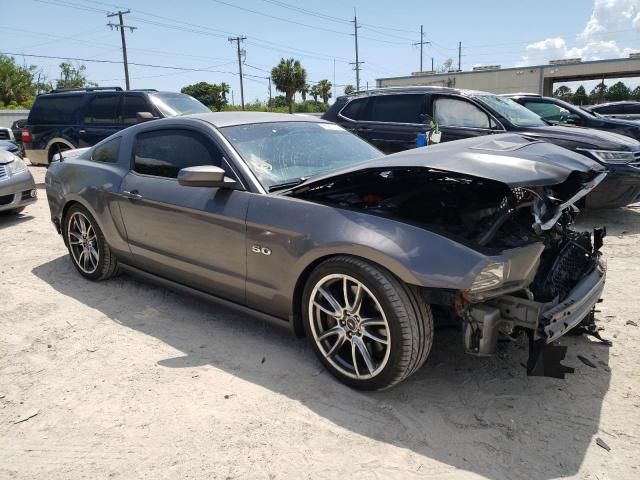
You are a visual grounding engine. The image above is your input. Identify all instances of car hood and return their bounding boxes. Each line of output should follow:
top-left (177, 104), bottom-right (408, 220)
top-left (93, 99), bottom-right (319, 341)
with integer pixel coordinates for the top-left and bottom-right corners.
top-left (517, 125), bottom-right (640, 151)
top-left (0, 140), bottom-right (19, 155)
top-left (0, 148), bottom-right (18, 164)
top-left (284, 134), bottom-right (605, 193)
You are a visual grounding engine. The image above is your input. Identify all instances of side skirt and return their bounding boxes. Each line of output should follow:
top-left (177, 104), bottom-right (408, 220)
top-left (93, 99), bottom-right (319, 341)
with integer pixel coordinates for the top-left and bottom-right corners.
top-left (118, 263), bottom-right (292, 332)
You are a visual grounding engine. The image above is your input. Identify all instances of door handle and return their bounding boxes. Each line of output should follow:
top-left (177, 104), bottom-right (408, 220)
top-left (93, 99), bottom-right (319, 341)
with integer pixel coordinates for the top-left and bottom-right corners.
top-left (122, 190), bottom-right (143, 201)
top-left (79, 129), bottom-right (86, 134)
top-left (358, 127), bottom-right (373, 132)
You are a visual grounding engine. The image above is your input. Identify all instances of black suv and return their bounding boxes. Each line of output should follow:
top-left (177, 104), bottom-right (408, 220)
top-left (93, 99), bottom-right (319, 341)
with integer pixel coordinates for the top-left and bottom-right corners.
top-left (23, 87), bottom-right (210, 165)
top-left (583, 101), bottom-right (640, 120)
top-left (505, 94), bottom-right (640, 141)
top-left (323, 86), bottom-right (640, 208)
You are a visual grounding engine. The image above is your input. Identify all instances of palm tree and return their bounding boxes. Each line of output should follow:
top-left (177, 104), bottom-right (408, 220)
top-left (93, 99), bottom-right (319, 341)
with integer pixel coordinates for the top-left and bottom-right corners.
top-left (310, 84), bottom-right (320, 102)
top-left (316, 79), bottom-right (332, 104)
top-left (219, 82), bottom-right (230, 101)
top-left (301, 83), bottom-right (310, 101)
top-left (271, 58), bottom-right (307, 113)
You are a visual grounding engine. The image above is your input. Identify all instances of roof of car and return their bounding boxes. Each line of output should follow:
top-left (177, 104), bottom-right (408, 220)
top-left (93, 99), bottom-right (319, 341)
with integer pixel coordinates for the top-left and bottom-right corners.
top-left (189, 112), bottom-right (328, 128)
top-left (588, 101), bottom-right (640, 108)
top-left (500, 93), bottom-right (542, 97)
top-left (341, 85), bottom-right (491, 99)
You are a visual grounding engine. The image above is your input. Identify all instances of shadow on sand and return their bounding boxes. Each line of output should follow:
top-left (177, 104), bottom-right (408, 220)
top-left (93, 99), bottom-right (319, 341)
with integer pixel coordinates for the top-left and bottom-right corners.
top-left (33, 255), bottom-right (611, 480)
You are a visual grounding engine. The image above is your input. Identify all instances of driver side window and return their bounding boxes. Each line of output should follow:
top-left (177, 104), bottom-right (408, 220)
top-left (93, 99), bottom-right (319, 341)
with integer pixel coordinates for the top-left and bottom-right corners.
top-left (133, 129), bottom-right (224, 179)
top-left (433, 97), bottom-right (491, 129)
top-left (524, 102), bottom-right (570, 124)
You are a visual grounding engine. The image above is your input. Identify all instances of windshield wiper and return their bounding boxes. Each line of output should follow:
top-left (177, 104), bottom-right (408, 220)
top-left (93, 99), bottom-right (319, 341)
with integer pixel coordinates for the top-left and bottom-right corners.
top-left (268, 177), bottom-right (308, 192)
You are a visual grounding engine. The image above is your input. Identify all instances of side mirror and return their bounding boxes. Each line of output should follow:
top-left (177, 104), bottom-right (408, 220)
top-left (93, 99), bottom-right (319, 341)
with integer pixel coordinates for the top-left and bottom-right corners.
top-left (136, 111), bottom-right (160, 123)
top-left (565, 113), bottom-right (581, 125)
top-left (177, 166), bottom-right (239, 189)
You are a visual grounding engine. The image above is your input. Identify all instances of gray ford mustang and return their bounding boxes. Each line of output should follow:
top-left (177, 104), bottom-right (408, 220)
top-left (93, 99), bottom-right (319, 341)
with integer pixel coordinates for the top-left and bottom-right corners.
top-left (45, 112), bottom-right (607, 390)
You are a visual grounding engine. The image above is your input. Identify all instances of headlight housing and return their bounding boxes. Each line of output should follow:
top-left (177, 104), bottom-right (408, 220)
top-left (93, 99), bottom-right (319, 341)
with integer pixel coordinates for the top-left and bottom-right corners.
top-left (470, 262), bottom-right (505, 293)
top-left (7, 157), bottom-right (28, 176)
top-left (579, 149), bottom-right (635, 164)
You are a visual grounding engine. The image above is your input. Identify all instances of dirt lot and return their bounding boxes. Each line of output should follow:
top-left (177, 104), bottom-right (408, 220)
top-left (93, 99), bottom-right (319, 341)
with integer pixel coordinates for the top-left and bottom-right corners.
top-left (1, 166), bottom-right (639, 480)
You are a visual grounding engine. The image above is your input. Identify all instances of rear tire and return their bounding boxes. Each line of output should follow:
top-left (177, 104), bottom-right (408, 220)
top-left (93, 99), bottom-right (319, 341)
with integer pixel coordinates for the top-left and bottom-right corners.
top-left (302, 256), bottom-right (433, 390)
top-left (63, 204), bottom-right (119, 281)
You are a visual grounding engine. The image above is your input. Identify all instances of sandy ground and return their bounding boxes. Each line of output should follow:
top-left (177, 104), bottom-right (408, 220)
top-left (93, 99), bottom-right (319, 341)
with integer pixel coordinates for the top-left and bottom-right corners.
top-left (1, 166), bottom-right (639, 480)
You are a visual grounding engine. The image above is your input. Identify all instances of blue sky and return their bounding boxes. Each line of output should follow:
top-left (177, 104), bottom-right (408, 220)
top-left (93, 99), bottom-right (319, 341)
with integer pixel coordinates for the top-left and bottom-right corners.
top-left (2, 0), bottom-right (640, 102)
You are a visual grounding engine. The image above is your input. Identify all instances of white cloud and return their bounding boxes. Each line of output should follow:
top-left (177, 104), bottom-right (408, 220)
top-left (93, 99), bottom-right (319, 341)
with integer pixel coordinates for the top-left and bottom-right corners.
top-left (518, 0), bottom-right (640, 66)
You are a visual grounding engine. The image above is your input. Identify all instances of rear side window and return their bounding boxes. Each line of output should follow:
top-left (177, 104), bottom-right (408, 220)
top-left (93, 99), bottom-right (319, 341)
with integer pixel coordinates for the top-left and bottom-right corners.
top-left (340, 98), bottom-right (367, 120)
top-left (623, 104), bottom-right (640, 114)
top-left (121, 95), bottom-right (153, 125)
top-left (91, 137), bottom-right (121, 163)
top-left (28, 95), bottom-right (84, 125)
top-left (365, 94), bottom-right (426, 124)
top-left (433, 97), bottom-right (491, 128)
top-left (592, 104), bottom-right (619, 114)
top-left (83, 95), bottom-right (120, 124)
top-left (133, 129), bottom-right (224, 179)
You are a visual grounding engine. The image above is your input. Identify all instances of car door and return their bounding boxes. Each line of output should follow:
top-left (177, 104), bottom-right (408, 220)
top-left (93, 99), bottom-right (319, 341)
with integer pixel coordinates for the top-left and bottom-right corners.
top-left (357, 93), bottom-right (429, 153)
top-left (78, 94), bottom-right (123, 147)
top-left (335, 97), bottom-right (368, 135)
top-left (119, 93), bottom-right (156, 126)
top-left (117, 126), bottom-right (249, 303)
top-left (429, 95), bottom-right (498, 143)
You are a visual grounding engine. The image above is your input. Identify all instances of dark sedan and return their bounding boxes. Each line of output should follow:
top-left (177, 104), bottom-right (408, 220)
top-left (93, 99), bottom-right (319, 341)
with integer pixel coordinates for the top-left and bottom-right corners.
top-left (45, 113), bottom-right (606, 389)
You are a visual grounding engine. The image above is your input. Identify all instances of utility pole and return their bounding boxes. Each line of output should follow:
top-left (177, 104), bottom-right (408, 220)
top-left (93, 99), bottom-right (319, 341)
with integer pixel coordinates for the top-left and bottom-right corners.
top-left (458, 41), bottom-right (462, 72)
top-left (413, 25), bottom-right (430, 72)
top-left (350, 12), bottom-right (363, 91)
top-left (431, 57), bottom-right (434, 72)
top-left (267, 76), bottom-right (272, 104)
top-left (107, 10), bottom-right (136, 90)
top-left (228, 35), bottom-right (247, 110)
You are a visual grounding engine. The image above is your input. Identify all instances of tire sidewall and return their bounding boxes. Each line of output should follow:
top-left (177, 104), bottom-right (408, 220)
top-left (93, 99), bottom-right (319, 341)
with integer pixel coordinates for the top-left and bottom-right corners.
top-left (302, 258), bottom-right (411, 390)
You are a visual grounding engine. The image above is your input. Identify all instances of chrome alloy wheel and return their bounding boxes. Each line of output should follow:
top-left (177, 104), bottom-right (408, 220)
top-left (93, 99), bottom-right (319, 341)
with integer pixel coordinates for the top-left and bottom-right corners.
top-left (67, 211), bottom-right (99, 274)
top-left (308, 274), bottom-right (391, 379)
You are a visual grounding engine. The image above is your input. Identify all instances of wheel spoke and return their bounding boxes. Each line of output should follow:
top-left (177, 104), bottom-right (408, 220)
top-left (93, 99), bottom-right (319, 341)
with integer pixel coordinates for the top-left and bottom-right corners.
top-left (362, 329), bottom-right (388, 345)
top-left (351, 341), bottom-right (361, 378)
top-left (69, 232), bottom-right (83, 244)
top-left (316, 287), bottom-right (343, 317)
top-left (360, 317), bottom-right (386, 328)
top-left (88, 246), bottom-right (99, 266)
top-left (353, 336), bottom-right (376, 374)
top-left (318, 326), bottom-right (347, 358)
top-left (351, 284), bottom-right (364, 315)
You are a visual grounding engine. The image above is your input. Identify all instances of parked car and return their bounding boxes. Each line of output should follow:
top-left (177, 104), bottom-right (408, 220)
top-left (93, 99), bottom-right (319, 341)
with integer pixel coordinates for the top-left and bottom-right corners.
top-left (323, 87), bottom-right (640, 208)
top-left (46, 112), bottom-right (606, 390)
top-left (0, 139), bottom-right (22, 158)
top-left (23, 86), bottom-right (211, 166)
top-left (504, 93), bottom-right (640, 141)
top-left (0, 149), bottom-right (37, 215)
top-left (11, 119), bottom-right (27, 142)
top-left (0, 126), bottom-right (15, 141)
top-left (583, 100), bottom-right (640, 120)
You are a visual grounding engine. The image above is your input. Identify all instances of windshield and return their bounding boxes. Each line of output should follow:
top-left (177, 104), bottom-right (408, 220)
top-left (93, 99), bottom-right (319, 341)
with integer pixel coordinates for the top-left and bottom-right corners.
top-left (220, 121), bottom-right (382, 189)
top-left (150, 92), bottom-right (211, 116)
top-left (476, 95), bottom-right (547, 127)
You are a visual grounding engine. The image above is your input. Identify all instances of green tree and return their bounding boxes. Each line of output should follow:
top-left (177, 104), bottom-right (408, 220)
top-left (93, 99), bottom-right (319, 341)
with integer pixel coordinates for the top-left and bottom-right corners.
top-left (344, 84), bottom-right (355, 95)
top-left (268, 95), bottom-right (288, 109)
top-left (316, 79), bottom-right (332, 104)
top-left (0, 54), bottom-right (37, 106)
top-left (553, 85), bottom-right (573, 101)
top-left (271, 58), bottom-right (307, 114)
top-left (605, 81), bottom-right (631, 102)
top-left (300, 83), bottom-right (310, 101)
top-left (589, 83), bottom-right (608, 104)
top-left (631, 86), bottom-right (640, 101)
top-left (180, 82), bottom-right (229, 111)
top-left (310, 84), bottom-right (320, 102)
top-left (57, 62), bottom-right (96, 89)
top-left (572, 85), bottom-right (589, 105)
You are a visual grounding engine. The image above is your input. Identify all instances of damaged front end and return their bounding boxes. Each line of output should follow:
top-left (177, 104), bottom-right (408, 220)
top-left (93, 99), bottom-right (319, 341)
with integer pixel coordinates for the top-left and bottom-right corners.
top-left (287, 134), bottom-right (609, 378)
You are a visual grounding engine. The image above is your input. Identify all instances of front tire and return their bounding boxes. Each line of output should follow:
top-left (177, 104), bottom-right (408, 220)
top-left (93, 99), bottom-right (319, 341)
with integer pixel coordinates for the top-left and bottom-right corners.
top-left (302, 256), bottom-right (433, 390)
top-left (64, 205), bottom-right (119, 281)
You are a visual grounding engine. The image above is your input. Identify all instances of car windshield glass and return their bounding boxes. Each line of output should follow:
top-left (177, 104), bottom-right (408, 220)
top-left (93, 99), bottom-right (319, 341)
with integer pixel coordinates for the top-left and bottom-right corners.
top-left (546, 97), bottom-right (596, 118)
top-left (476, 95), bottom-right (547, 127)
top-left (149, 92), bottom-right (210, 116)
top-left (220, 122), bottom-right (382, 189)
